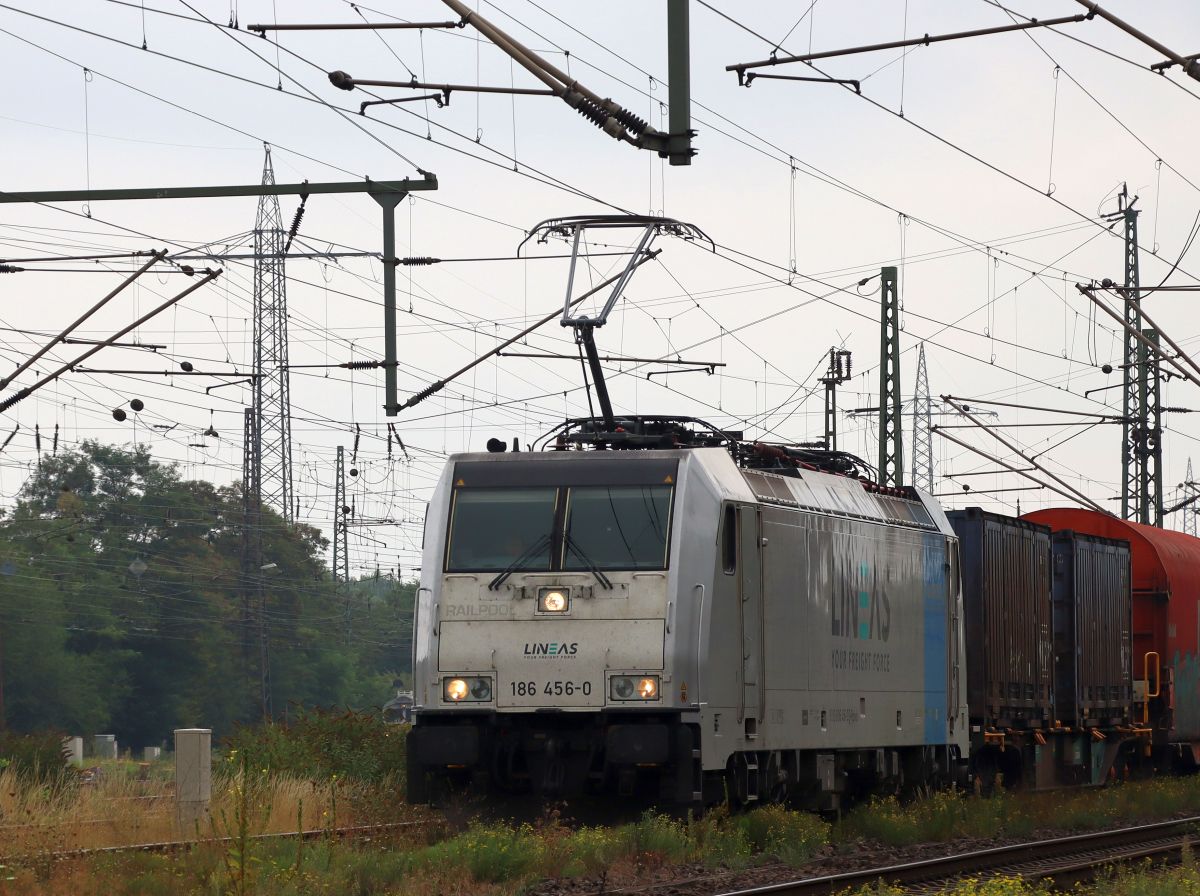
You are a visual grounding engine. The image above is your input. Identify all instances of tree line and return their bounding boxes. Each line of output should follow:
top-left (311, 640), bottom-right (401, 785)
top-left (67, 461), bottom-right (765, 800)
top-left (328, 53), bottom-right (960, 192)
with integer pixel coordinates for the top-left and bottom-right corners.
top-left (0, 441), bottom-right (415, 748)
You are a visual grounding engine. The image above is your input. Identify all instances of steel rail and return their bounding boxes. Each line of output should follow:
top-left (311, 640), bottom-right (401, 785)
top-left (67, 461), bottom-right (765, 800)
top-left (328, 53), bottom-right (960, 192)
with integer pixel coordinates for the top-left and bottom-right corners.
top-left (0, 819), bottom-right (432, 864)
top-left (708, 816), bottom-right (1200, 896)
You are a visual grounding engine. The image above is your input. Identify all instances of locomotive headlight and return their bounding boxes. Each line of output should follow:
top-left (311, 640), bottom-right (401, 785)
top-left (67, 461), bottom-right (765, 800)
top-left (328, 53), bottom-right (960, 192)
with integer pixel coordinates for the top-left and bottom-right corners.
top-left (470, 677), bottom-right (492, 701)
top-left (443, 676), bottom-right (492, 703)
top-left (610, 675), bottom-right (660, 701)
top-left (538, 587), bottom-right (569, 613)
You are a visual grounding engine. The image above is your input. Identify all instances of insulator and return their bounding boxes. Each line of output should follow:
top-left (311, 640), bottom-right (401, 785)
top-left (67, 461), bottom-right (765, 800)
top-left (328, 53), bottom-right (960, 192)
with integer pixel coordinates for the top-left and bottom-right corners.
top-left (611, 105), bottom-right (648, 135)
top-left (400, 256), bottom-right (439, 266)
top-left (288, 204), bottom-right (306, 238)
top-left (574, 99), bottom-right (610, 129)
top-left (35, 423), bottom-right (41, 454)
top-left (343, 360), bottom-right (380, 370)
top-left (0, 388), bottom-right (30, 413)
top-left (52, 424), bottom-right (58, 455)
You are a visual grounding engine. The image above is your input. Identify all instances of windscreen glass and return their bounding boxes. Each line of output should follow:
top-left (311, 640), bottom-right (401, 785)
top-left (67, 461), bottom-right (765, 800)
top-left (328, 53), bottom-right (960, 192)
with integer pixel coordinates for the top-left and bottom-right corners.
top-left (446, 488), bottom-right (557, 571)
top-left (563, 486), bottom-right (672, 570)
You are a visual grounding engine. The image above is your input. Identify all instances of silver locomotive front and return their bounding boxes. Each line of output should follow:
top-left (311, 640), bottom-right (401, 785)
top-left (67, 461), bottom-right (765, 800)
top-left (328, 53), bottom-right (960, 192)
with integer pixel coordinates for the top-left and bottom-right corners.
top-left (408, 449), bottom-right (712, 804)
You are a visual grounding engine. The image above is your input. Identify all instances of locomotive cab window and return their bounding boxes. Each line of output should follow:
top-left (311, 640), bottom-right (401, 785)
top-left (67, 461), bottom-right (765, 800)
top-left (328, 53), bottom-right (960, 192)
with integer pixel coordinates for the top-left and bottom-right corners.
top-left (563, 485), bottom-right (673, 571)
top-left (445, 487), bottom-right (557, 572)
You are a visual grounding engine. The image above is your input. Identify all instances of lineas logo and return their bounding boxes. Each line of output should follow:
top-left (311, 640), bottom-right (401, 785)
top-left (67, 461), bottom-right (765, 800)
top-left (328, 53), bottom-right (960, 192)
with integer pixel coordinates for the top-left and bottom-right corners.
top-left (831, 561), bottom-right (890, 642)
top-left (523, 642), bottom-right (579, 657)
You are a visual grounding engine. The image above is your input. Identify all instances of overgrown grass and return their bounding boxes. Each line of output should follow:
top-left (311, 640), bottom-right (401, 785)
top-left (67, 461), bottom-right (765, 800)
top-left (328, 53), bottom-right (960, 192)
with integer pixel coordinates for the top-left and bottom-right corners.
top-left (0, 806), bottom-right (827, 893)
top-left (836, 775), bottom-right (1200, 848)
top-left (0, 759), bottom-right (422, 857)
top-left (10, 758), bottom-right (1200, 895)
top-left (222, 708), bottom-right (407, 785)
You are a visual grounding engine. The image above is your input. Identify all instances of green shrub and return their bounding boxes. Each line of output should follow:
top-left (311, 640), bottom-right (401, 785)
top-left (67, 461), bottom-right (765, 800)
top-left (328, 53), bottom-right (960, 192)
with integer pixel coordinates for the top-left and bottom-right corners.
top-left (406, 823), bottom-right (543, 883)
top-left (737, 804), bottom-right (829, 864)
top-left (563, 826), bottom-right (626, 876)
top-left (621, 811), bottom-right (691, 867)
top-left (222, 708), bottom-right (405, 784)
top-left (836, 791), bottom-right (1017, 847)
top-left (0, 729), bottom-right (70, 784)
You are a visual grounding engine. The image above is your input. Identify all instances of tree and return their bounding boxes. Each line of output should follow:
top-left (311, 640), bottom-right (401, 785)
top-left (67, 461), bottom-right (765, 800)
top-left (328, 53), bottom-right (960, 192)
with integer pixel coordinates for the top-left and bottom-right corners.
top-left (0, 441), bottom-right (415, 745)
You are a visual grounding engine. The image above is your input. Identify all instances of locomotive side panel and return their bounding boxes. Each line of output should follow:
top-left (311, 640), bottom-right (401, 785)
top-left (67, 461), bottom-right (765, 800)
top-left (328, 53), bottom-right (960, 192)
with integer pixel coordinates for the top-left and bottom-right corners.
top-left (782, 512), bottom-right (953, 750)
top-left (698, 485), bottom-right (963, 774)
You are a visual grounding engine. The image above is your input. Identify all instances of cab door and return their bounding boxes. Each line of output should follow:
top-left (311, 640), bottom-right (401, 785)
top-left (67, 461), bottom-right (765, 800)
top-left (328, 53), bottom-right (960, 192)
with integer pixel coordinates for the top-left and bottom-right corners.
top-left (736, 504), bottom-right (765, 728)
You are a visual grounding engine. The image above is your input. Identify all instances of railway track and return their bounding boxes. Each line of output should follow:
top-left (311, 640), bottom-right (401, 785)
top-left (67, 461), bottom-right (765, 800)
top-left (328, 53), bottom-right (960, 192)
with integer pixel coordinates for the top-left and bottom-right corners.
top-left (0, 819), bottom-right (434, 865)
top-left (704, 816), bottom-right (1200, 895)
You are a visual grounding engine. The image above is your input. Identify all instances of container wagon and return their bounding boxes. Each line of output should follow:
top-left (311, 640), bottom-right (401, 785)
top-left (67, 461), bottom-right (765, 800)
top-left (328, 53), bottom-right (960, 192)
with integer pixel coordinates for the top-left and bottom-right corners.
top-left (1025, 508), bottom-right (1200, 774)
top-left (949, 509), bottom-right (1135, 789)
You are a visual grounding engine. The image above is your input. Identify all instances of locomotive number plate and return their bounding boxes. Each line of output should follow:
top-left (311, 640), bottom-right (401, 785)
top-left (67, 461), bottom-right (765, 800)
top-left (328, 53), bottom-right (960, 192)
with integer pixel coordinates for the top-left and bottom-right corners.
top-left (499, 673), bottom-right (603, 707)
top-left (509, 680), bottom-right (594, 698)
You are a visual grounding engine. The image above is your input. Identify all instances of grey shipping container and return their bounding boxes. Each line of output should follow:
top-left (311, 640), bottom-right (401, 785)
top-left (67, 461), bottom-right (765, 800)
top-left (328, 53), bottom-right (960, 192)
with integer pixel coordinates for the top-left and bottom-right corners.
top-left (1051, 531), bottom-right (1132, 727)
top-left (948, 508), bottom-right (1053, 726)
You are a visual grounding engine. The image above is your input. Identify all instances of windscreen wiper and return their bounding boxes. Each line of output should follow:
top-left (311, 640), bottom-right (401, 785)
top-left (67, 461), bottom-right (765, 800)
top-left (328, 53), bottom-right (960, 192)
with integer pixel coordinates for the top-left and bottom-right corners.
top-left (564, 532), bottom-right (614, 590)
top-left (488, 533), bottom-right (552, 591)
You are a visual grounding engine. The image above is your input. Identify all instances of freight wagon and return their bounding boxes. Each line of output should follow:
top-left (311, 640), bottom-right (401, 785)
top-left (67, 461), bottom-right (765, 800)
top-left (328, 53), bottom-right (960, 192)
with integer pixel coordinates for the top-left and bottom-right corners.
top-left (949, 509), bottom-right (1135, 789)
top-left (1025, 509), bottom-right (1200, 774)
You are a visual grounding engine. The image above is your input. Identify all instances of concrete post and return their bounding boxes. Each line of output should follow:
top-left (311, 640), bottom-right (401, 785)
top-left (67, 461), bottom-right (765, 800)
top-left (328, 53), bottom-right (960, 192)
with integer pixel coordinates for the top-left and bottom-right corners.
top-left (94, 734), bottom-right (117, 760)
top-left (62, 736), bottom-right (84, 766)
top-left (174, 728), bottom-right (212, 833)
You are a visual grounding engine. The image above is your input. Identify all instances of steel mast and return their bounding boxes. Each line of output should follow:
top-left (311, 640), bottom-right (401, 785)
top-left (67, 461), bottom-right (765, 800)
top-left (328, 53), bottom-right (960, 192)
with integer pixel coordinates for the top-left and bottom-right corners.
top-left (253, 145), bottom-right (295, 523)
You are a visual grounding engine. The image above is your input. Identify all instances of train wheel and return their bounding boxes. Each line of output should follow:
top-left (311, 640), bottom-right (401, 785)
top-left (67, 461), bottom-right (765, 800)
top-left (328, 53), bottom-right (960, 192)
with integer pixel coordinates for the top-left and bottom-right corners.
top-left (763, 753), bottom-right (788, 805)
top-left (728, 753), bottom-right (761, 807)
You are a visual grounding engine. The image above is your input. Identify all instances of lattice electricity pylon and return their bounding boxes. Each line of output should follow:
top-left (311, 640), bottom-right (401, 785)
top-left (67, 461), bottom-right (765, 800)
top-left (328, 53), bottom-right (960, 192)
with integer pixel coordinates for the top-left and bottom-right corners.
top-left (253, 145), bottom-right (294, 523)
top-left (1183, 458), bottom-right (1197, 537)
top-left (911, 342), bottom-right (934, 493)
top-left (878, 266), bottom-right (903, 487)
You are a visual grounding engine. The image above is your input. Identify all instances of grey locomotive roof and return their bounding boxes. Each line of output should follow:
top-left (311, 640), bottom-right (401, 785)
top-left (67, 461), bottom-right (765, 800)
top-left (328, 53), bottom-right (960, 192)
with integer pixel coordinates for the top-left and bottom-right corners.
top-left (446, 447), bottom-right (953, 536)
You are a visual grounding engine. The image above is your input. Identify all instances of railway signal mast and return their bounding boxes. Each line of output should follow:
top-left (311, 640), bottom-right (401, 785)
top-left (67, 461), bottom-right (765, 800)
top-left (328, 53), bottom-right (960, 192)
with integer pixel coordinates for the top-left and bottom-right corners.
top-left (819, 348), bottom-right (852, 452)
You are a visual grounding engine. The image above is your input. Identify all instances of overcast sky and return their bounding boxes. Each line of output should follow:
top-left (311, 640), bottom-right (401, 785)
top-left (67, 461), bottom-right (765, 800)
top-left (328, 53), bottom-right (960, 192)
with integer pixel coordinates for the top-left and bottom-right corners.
top-left (3, 1), bottom-right (1200, 573)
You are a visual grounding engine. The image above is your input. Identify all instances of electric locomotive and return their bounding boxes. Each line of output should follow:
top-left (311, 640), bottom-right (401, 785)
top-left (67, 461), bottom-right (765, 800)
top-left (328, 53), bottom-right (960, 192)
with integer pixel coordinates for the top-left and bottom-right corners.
top-left (407, 417), bottom-right (968, 811)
